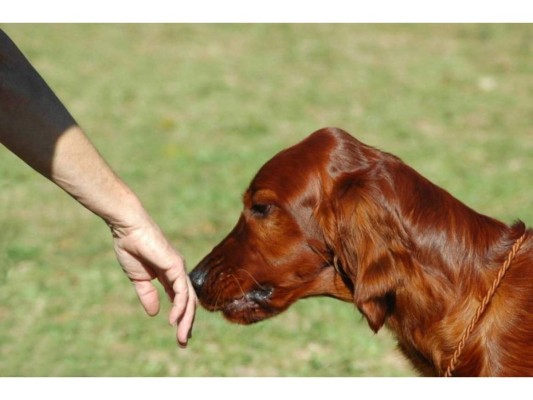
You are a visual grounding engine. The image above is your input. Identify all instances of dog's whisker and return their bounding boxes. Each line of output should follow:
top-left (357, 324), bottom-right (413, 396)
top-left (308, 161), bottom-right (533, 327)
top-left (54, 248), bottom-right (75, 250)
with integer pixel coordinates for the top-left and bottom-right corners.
top-left (235, 268), bottom-right (265, 290)
top-left (229, 274), bottom-right (246, 298)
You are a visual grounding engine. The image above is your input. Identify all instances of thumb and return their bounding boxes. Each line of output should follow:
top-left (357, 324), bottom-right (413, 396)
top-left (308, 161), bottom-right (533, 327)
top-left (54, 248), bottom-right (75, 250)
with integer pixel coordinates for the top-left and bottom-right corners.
top-left (132, 280), bottom-right (160, 316)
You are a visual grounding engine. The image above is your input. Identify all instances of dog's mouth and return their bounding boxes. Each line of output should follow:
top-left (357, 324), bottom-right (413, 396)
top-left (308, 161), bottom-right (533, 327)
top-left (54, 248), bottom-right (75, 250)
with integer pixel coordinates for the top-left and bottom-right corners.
top-left (220, 287), bottom-right (277, 324)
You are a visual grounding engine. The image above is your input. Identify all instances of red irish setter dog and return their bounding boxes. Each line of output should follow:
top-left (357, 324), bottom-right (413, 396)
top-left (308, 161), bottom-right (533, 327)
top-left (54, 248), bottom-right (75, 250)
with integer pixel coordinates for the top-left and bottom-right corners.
top-left (189, 127), bottom-right (532, 377)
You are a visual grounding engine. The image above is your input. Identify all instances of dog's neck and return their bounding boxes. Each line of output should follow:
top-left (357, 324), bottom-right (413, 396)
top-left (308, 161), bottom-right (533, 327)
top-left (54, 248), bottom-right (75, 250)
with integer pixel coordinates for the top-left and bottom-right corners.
top-left (384, 163), bottom-right (516, 376)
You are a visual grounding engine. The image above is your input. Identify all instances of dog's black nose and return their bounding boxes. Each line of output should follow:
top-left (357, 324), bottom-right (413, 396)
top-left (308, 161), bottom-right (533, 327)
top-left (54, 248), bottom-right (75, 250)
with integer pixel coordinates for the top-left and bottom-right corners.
top-left (189, 266), bottom-right (208, 295)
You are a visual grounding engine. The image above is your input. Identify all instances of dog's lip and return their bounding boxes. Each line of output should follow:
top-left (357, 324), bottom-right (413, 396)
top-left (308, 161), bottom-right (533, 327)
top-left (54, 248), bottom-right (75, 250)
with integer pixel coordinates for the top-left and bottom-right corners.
top-left (247, 287), bottom-right (274, 302)
top-left (224, 287), bottom-right (274, 312)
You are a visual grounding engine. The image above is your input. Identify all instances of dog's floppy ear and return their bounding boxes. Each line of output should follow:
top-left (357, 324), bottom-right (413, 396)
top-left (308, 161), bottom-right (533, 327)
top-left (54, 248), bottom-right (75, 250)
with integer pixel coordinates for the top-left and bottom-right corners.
top-left (315, 129), bottom-right (411, 332)
top-left (353, 249), bottom-right (400, 332)
top-left (320, 174), bottom-right (409, 332)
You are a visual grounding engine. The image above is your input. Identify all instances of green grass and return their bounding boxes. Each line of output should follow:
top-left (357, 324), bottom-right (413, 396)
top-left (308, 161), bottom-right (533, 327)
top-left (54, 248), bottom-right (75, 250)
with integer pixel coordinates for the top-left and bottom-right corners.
top-left (0, 24), bottom-right (531, 377)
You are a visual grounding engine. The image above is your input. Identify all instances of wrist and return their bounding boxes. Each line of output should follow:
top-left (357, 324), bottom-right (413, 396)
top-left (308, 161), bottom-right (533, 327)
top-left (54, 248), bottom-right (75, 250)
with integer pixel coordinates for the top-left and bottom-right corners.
top-left (103, 187), bottom-right (151, 238)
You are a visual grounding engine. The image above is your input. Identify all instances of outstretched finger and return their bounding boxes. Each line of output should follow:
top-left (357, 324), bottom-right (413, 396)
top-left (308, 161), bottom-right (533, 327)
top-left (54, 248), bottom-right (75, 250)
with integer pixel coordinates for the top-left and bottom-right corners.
top-left (157, 268), bottom-right (175, 302)
top-left (176, 280), bottom-right (197, 347)
top-left (168, 271), bottom-right (190, 326)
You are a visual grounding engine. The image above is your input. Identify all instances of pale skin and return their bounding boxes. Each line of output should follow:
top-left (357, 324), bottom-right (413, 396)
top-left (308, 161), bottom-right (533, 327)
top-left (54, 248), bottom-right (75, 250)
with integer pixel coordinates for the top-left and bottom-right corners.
top-left (0, 29), bottom-right (197, 347)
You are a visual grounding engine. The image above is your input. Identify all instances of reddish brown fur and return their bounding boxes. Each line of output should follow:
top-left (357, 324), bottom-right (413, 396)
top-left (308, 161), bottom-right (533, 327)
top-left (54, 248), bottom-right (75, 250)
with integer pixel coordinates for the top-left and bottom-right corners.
top-left (189, 127), bottom-right (533, 376)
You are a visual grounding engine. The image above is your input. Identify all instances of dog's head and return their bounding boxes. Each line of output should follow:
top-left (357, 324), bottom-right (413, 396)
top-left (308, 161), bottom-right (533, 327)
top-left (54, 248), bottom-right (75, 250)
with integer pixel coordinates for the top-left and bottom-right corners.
top-left (190, 127), bottom-right (406, 329)
top-left (190, 128), bottom-right (355, 324)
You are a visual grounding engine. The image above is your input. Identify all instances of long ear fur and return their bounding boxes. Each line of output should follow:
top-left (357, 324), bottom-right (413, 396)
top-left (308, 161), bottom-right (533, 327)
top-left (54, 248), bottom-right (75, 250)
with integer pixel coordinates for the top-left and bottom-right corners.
top-left (320, 171), bottom-right (412, 332)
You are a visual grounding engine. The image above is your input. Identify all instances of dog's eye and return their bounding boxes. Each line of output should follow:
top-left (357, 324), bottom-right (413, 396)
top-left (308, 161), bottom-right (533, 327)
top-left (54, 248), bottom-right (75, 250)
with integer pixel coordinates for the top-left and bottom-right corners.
top-left (251, 203), bottom-right (271, 217)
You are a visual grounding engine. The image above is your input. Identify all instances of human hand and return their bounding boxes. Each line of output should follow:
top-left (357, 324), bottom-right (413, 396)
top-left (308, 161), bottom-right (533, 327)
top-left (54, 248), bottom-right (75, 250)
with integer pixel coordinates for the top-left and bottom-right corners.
top-left (110, 215), bottom-right (197, 348)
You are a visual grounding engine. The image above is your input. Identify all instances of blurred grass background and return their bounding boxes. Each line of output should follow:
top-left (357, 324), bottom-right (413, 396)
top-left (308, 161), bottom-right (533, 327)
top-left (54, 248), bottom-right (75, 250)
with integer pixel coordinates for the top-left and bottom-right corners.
top-left (0, 24), bottom-right (531, 377)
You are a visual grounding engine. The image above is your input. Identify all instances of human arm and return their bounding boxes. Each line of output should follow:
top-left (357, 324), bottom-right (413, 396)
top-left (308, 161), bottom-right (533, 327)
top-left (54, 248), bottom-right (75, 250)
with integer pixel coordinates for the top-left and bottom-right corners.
top-left (0, 29), bottom-right (196, 346)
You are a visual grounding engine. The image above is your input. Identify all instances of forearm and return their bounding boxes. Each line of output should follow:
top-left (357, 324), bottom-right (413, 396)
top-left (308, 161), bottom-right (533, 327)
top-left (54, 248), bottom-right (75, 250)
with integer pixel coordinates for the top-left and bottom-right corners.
top-left (47, 125), bottom-right (147, 229)
top-left (0, 29), bottom-right (144, 228)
